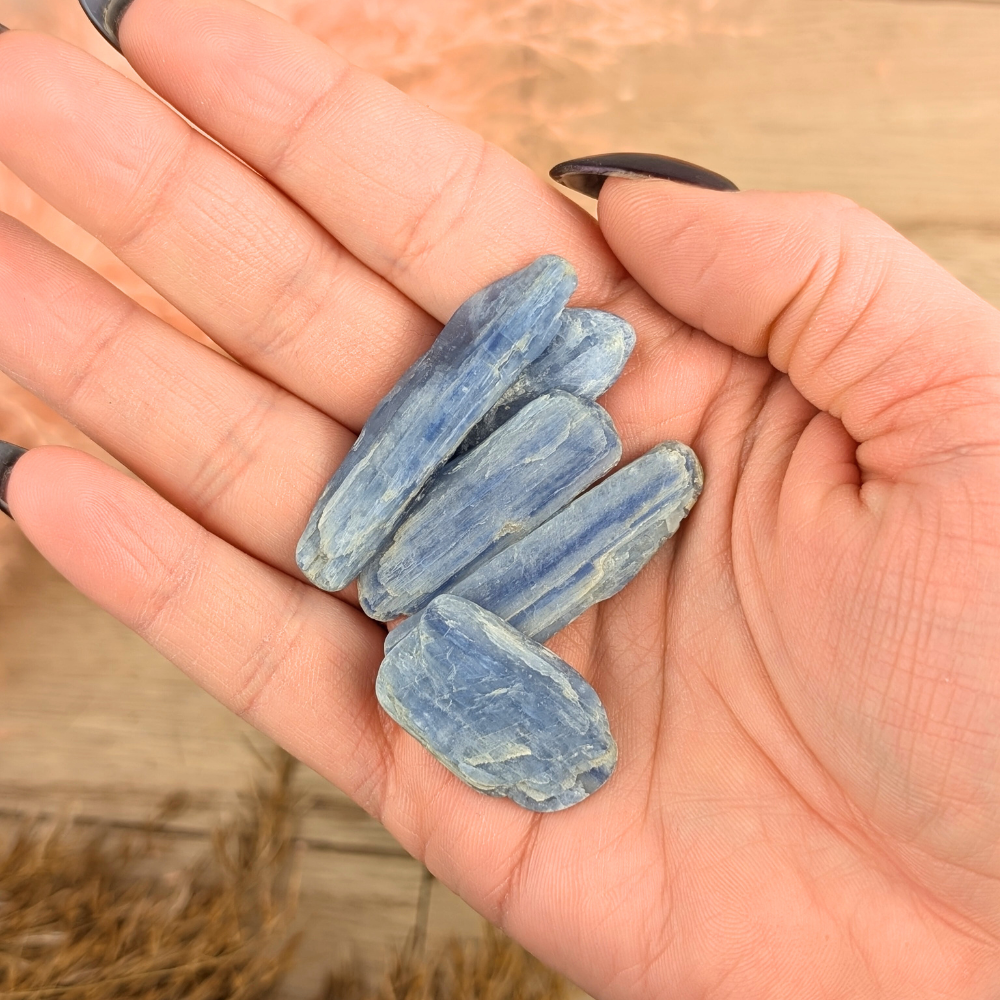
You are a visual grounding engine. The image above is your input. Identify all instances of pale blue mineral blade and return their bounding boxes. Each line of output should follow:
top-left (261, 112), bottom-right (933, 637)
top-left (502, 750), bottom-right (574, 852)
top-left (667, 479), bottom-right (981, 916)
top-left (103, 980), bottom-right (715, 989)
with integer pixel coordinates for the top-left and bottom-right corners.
top-left (358, 391), bottom-right (622, 621)
top-left (460, 307), bottom-right (635, 452)
top-left (296, 255), bottom-right (578, 592)
top-left (376, 594), bottom-right (617, 811)
top-left (386, 441), bottom-right (702, 651)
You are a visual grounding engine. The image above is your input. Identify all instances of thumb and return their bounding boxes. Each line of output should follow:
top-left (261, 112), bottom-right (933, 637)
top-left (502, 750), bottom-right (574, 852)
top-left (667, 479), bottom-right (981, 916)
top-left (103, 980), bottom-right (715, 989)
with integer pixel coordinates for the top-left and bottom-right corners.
top-left (596, 177), bottom-right (1000, 483)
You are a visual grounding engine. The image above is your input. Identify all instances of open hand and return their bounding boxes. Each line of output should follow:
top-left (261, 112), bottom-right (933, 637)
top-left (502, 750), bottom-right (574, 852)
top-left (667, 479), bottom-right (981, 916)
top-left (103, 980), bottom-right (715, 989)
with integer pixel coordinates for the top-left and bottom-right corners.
top-left (1, 1), bottom-right (999, 995)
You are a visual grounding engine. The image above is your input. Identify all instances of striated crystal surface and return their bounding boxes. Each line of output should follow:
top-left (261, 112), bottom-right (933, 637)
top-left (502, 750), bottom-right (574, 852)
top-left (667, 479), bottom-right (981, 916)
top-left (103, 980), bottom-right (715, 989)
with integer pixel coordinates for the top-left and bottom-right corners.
top-left (461, 307), bottom-right (635, 452)
top-left (296, 256), bottom-right (577, 592)
top-left (358, 391), bottom-right (621, 621)
top-left (386, 441), bottom-right (702, 652)
top-left (376, 594), bottom-right (617, 811)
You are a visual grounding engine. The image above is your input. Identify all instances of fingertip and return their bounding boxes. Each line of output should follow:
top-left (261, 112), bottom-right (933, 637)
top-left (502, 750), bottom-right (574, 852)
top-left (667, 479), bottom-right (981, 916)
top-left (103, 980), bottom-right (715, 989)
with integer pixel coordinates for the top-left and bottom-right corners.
top-left (5, 446), bottom-right (188, 607)
top-left (7, 445), bottom-right (117, 547)
top-left (595, 175), bottom-right (779, 351)
top-left (594, 180), bottom-right (911, 364)
top-left (3, 444), bottom-right (61, 525)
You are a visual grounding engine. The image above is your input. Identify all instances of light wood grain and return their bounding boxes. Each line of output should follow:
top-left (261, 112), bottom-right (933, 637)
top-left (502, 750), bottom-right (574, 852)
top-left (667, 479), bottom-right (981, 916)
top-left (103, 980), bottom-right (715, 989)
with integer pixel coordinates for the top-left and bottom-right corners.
top-left (0, 539), bottom-right (490, 993)
top-left (340, 0), bottom-right (1000, 306)
top-left (0, 538), bottom-right (396, 852)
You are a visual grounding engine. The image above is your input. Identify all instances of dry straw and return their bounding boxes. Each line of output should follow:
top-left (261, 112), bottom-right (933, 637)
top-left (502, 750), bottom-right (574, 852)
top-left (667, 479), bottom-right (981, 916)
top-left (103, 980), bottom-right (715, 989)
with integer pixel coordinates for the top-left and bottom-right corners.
top-left (0, 752), bottom-right (569, 1000)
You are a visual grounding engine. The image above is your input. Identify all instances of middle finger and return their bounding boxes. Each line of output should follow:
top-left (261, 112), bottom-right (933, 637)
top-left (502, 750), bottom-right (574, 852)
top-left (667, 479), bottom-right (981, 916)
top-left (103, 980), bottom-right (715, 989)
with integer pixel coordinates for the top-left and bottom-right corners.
top-left (0, 30), bottom-right (440, 430)
top-left (0, 210), bottom-right (349, 578)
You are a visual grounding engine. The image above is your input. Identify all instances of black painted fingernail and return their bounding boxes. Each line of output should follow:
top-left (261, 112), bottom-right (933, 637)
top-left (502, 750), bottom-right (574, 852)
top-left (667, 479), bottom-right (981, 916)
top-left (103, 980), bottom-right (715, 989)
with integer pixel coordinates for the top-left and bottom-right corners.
top-left (0, 23), bottom-right (9, 34)
top-left (550, 153), bottom-right (738, 199)
top-left (78, 0), bottom-right (135, 52)
top-left (0, 441), bottom-right (27, 520)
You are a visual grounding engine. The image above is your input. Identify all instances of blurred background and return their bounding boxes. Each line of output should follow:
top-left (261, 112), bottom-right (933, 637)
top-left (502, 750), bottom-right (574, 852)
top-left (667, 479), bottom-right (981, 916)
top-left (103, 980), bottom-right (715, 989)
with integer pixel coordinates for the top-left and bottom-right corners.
top-left (0, 0), bottom-right (998, 994)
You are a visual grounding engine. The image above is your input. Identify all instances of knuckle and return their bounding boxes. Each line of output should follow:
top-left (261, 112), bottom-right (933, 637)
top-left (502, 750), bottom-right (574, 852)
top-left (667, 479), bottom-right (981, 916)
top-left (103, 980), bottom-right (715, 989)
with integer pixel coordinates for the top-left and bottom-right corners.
top-left (230, 588), bottom-right (309, 720)
top-left (116, 130), bottom-right (199, 252)
top-left (246, 238), bottom-right (340, 359)
top-left (185, 390), bottom-right (279, 519)
top-left (260, 66), bottom-right (348, 178)
top-left (388, 139), bottom-right (489, 280)
top-left (804, 193), bottom-right (889, 257)
top-left (60, 297), bottom-right (136, 410)
top-left (126, 527), bottom-right (206, 644)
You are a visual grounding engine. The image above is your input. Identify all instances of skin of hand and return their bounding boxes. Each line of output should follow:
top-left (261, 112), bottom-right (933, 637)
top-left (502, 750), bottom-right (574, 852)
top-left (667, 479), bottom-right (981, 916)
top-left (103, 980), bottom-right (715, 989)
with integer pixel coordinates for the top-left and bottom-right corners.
top-left (1, 1), bottom-right (999, 995)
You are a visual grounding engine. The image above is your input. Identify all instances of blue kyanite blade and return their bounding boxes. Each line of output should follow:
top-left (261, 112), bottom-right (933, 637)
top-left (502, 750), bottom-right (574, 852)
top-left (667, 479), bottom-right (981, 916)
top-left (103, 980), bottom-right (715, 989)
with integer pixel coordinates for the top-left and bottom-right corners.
top-left (358, 391), bottom-right (622, 621)
top-left (386, 441), bottom-right (702, 652)
top-left (376, 594), bottom-right (617, 812)
top-left (296, 255), bottom-right (578, 592)
top-left (460, 307), bottom-right (635, 452)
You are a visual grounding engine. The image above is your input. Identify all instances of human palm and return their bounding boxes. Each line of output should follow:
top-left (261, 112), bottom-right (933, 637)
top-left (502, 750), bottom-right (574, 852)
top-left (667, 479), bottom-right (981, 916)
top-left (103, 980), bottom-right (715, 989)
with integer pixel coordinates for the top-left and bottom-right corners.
top-left (1, 1), bottom-right (999, 996)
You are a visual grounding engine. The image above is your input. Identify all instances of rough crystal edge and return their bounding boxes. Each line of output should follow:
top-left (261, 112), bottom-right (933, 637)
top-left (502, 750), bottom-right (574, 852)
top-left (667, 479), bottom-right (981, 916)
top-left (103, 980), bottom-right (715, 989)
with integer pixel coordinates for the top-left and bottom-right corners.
top-left (295, 255), bottom-right (578, 592)
top-left (357, 391), bottom-right (622, 621)
top-left (385, 441), bottom-right (702, 653)
top-left (376, 595), bottom-right (617, 812)
top-left (459, 307), bottom-right (635, 453)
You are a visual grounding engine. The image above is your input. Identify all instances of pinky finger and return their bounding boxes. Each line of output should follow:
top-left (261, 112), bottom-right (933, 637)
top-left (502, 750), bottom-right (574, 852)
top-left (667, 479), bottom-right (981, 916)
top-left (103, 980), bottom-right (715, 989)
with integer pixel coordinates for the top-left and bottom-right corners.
top-left (6, 445), bottom-right (389, 810)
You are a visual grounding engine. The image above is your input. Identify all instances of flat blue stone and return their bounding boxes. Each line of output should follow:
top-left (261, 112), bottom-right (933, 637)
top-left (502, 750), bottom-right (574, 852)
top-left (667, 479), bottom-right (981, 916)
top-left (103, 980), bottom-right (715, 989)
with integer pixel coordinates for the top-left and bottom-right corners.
top-left (460, 307), bottom-right (635, 452)
top-left (357, 391), bottom-right (622, 621)
top-left (386, 441), bottom-right (702, 652)
top-left (296, 256), bottom-right (578, 591)
top-left (376, 594), bottom-right (617, 811)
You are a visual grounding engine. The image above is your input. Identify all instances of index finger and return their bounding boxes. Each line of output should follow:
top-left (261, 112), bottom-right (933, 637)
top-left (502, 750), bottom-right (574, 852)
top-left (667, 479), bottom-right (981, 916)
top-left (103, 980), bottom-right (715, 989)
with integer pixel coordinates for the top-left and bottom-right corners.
top-left (117, 0), bottom-right (634, 320)
top-left (110, 0), bottom-right (736, 472)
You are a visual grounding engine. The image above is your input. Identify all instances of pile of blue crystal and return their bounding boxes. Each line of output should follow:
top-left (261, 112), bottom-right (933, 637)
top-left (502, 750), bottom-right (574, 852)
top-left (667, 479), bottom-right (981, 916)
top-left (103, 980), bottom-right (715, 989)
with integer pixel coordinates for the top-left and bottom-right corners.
top-left (297, 255), bottom-right (703, 812)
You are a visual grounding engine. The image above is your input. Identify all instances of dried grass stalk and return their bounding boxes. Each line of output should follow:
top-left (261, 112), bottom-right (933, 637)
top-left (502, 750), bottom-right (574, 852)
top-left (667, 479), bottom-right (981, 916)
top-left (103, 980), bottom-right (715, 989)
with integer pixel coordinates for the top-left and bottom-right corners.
top-left (0, 753), bottom-right (301, 1000)
top-left (0, 752), bottom-right (572, 1000)
top-left (317, 925), bottom-right (568, 1000)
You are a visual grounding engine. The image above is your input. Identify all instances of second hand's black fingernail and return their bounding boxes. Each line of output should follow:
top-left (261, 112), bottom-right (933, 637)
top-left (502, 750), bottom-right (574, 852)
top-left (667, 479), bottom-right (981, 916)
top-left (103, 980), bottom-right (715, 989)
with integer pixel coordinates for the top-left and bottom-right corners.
top-left (78, 0), bottom-right (135, 52)
top-left (0, 441), bottom-right (27, 520)
top-left (550, 153), bottom-right (738, 199)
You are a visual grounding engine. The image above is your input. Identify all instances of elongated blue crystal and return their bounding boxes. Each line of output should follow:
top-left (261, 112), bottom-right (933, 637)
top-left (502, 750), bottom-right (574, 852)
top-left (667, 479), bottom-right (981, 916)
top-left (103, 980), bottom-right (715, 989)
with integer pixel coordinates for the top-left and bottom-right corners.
top-left (376, 594), bottom-right (617, 811)
top-left (358, 391), bottom-right (622, 621)
top-left (296, 256), bottom-right (578, 591)
top-left (386, 441), bottom-right (702, 651)
top-left (460, 308), bottom-right (635, 451)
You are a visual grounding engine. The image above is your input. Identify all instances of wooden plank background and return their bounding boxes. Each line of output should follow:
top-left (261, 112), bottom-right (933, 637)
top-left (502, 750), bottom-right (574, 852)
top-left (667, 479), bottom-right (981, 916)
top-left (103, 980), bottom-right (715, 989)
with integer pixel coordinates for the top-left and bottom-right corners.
top-left (0, 0), bottom-right (998, 995)
top-left (0, 542), bottom-right (489, 998)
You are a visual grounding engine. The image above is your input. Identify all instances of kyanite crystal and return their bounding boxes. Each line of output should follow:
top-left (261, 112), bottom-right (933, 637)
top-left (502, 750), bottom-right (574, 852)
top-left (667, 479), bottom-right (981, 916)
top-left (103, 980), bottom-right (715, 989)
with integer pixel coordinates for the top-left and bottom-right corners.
top-left (386, 441), bottom-right (702, 651)
top-left (461, 308), bottom-right (635, 451)
top-left (358, 391), bottom-right (622, 621)
top-left (296, 256), bottom-right (578, 592)
top-left (376, 594), bottom-right (617, 811)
